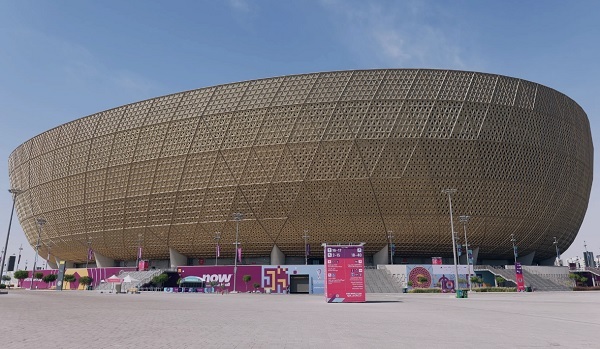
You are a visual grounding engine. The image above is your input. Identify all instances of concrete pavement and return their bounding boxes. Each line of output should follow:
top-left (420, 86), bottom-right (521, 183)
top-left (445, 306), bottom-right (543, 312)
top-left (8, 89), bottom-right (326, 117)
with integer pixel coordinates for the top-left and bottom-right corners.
top-left (0, 290), bottom-right (598, 348)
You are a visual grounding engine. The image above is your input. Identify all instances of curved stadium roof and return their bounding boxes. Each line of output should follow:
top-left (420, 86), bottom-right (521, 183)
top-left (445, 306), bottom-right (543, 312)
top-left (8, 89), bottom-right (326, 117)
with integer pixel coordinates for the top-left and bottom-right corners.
top-left (8, 69), bottom-right (593, 264)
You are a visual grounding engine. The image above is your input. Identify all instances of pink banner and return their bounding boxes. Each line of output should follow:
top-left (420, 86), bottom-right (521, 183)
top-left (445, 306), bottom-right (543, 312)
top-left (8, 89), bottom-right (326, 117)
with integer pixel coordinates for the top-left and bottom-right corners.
top-left (137, 246), bottom-right (143, 260)
top-left (324, 245), bottom-right (366, 303)
top-left (237, 247), bottom-right (242, 262)
top-left (216, 244), bottom-right (220, 257)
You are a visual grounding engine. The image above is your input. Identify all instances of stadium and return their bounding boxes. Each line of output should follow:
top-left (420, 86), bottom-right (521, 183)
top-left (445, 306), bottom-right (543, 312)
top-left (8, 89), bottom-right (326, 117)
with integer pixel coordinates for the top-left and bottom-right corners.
top-left (8, 69), bottom-right (593, 269)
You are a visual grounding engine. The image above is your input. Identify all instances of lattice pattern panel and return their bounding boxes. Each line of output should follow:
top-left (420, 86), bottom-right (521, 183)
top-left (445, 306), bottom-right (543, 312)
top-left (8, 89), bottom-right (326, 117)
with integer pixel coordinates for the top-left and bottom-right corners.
top-left (8, 69), bottom-right (593, 264)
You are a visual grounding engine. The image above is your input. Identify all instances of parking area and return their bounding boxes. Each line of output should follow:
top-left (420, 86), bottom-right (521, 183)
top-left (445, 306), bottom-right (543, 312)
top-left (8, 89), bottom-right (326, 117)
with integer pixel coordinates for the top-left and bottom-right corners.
top-left (0, 290), bottom-right (598, 348)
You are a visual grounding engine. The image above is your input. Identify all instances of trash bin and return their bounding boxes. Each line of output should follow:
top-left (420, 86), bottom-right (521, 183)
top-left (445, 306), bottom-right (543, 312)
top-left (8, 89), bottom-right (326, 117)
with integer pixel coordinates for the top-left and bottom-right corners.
top-left (456, 289), bottom-right (468, 298)
top-left (115, 284), bottom-right (122, 293)
top-left (526, 286), bottom-right (532, 292)
top-left (402, 287), bottom-right (408, 293)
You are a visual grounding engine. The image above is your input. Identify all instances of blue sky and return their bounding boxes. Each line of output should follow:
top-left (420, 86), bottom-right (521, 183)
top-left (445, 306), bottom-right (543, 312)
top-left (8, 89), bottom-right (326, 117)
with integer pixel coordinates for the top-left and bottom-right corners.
top-left (1, 0), bottom-right (598, 267)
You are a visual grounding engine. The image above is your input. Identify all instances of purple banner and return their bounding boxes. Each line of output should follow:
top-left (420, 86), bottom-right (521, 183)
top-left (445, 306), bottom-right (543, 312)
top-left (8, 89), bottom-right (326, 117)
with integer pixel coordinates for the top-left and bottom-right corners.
top-left (178, 266), bottom-right (263, 293)
top-left (216, 244), bottom-right (220, 257)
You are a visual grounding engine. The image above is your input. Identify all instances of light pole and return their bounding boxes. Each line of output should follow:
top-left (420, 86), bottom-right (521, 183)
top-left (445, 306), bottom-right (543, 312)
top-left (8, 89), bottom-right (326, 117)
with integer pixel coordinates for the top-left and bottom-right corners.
top-left (459, 215), bottom-right (472, 291)
top-left (387, 231), bottom-right (394, 265)
top-left (442, 189), bottom-right (460, 292)
top-left (232, 212), bottom-right (243, 293)
top-left (1, 188), bottom-right (22, 282)
top-left (214, 232), bottom-right (221, 266)
top-left (136, 233), bottom-right (143, 270)
top-left (303, 231), bottom-right (310, 265)
top-left (553, 237), bottom-right (561, 266)
top-left (85, 237), bottom-right (92, 269)
top-left (30, 218), bottom-right (47, 290)
top-left (510, 234), bottom-right (517, 265)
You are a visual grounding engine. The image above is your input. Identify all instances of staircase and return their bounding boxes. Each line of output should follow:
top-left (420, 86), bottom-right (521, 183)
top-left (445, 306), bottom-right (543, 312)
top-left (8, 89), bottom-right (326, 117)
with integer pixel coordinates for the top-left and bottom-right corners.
top-left (365, 268), bottom-right (404, 293)
top-left (475, 265), bottom-right (571, 291)
top-left (94, 269), bottom-right (163, 292)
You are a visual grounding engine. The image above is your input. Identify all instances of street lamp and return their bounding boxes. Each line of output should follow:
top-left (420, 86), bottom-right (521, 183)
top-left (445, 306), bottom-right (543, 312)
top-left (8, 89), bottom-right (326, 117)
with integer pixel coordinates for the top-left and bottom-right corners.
top-left (303, 231), bottom-right (310, 265)
top-left (510, 234), bottom-right (517, 265)
top-left (442, 189), bottom-right (460, 292)
top-left (459, 215), bottom-right (472, 291)
top-left (85, 237), bottom-right (92, 269)
top-left (214, 232), bottom-right (221, 266)
top-left (553, 237), bottom-right (561, 266)
top-left (30, 218), bottom-right (47, 290)
top-left (1, 188), bottom-right (22, 282)
top-left (232, 212), bottom-right (244, 293)
top-left (136, 233), bottom-right (143, 270)
top-left (387, 231), bottom-right (394, 265)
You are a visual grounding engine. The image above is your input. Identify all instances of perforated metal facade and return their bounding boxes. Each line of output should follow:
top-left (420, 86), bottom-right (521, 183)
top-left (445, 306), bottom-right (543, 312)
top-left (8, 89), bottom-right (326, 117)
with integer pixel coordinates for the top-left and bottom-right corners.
top-left (8, 69), bottom-right (593, 264)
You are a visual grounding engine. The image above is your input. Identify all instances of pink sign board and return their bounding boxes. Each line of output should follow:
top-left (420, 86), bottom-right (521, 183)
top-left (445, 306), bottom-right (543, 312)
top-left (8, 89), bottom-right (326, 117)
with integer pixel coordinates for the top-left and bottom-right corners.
top-left (324, 245), bottom-right (366, 303)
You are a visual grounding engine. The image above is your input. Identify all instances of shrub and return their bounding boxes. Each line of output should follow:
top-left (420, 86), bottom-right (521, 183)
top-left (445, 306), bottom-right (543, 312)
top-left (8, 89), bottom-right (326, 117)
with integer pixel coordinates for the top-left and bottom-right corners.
top-left (0, 284), bottom-right (6, 289)
top-left (409, 288), bottom-right (441, 293)
top-left (63, 274), bottom-right (77, 283)
top-left (79, 276), bottom-right (93, 286)
top-left (573, 286), bottom-right (600, 291)
top-left (34, 272), bottom-right (44, 280)
top-left (473, 287), bottom-right (516, 292)
top-left (253, 282), bottom-right (260, 291)
top-left (42, 274), bottom-right (58, 283)
top-left (1, 275), bottom-right (11, 281)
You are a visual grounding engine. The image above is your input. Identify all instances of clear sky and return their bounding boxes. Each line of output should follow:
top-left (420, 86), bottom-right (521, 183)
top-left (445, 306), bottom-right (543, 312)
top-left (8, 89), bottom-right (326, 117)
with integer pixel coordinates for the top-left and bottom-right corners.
top-left (0, 0), bottom-right (598, 268)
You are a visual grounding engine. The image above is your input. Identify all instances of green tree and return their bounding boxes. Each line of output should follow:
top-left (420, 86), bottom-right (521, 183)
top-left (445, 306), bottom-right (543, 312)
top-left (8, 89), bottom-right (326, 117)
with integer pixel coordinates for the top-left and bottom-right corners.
top-left (152, 273), bottom-right (169, 287)
top-left (495, 276), bottom-right (506, 287)
top-left (63, 274), bottom-right (77, 283)
top-left (42, 274), bottom-right (58, 284)
top-left (79, 276), bottom-right (93, 289)
top-left (34, 272), bottom-right (44, 280)
top-left (243, 275), bottom-right (252, 292)
top-left (470, 276), bottom-right (483, 287)
top-left (1, 275), bottom-right (10, 283)
top-left (14, 270), bottom-right (29, 287)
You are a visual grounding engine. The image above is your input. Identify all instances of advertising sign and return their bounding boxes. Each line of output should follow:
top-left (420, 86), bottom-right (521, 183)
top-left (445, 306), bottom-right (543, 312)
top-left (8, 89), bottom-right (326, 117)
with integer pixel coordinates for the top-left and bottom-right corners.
top-left (431, 257), bottom-right (443, 265)
top-left (515, 262), bottom-right (526, 291)
top-left (324, 245), bottom-right (366, 303)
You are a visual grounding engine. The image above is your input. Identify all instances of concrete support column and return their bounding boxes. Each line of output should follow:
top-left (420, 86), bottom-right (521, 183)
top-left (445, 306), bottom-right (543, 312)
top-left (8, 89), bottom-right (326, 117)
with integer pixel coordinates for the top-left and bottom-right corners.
top-left (460, 247), bottom-right (480, 265)
top-left (47, 258), bottom-right (58, 270)
top-left (517, 251), bottom-right (535, 266)
top-left (169, 247), bottom-right (187, 268)
top-left (373, 244), bottom-right (388, 266)
top-left (270, 245), bottom-right (285, 265)
top-left (93, 252), bottom-right (115, 268)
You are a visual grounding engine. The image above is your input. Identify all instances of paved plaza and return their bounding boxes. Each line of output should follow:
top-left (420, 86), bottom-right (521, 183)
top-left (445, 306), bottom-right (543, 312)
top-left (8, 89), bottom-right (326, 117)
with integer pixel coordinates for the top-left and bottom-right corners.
top-left (1, 290), bottom-right (599, 348)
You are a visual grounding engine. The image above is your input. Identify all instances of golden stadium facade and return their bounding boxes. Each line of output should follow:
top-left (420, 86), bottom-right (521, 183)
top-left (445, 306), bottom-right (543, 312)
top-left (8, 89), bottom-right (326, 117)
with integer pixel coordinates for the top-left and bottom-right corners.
top-left (8, 69), bottom-right (593, 266)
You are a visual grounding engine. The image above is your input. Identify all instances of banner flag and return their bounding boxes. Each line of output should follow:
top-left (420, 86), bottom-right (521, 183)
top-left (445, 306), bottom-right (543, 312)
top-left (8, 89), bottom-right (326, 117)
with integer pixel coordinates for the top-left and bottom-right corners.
top-left (515, 262), bottom-right (526, 291)
top-left (306, 244), bottom-right (310, 256)
top-left (457, 244), bottom-right (462, 256)
top-left (391, 243), bottom-right (396, 256)
top-left (216, 244), bottom-right (220, 257)
top-left (137, 246), bottom-right (143, 260)
top-left (513, 245), bottom-right (518, 258)
top-left (237, 247), bottom-right (242, 262)
top-left (468, 249), bottom-right (473, 264)
top-left (87, 248), bottom-right (94, 260)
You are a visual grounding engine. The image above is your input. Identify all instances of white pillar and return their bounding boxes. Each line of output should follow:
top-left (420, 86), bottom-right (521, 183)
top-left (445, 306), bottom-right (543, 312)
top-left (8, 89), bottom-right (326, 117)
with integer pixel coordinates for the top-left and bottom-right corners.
top-left (270, 245), bottom-right (285, 265)
top-left (373, 244), bottom-right (389, 266)
top-left (93, 251), bottom-right (114, 268)
top-left (169, 247), bottom-right (187, 268)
